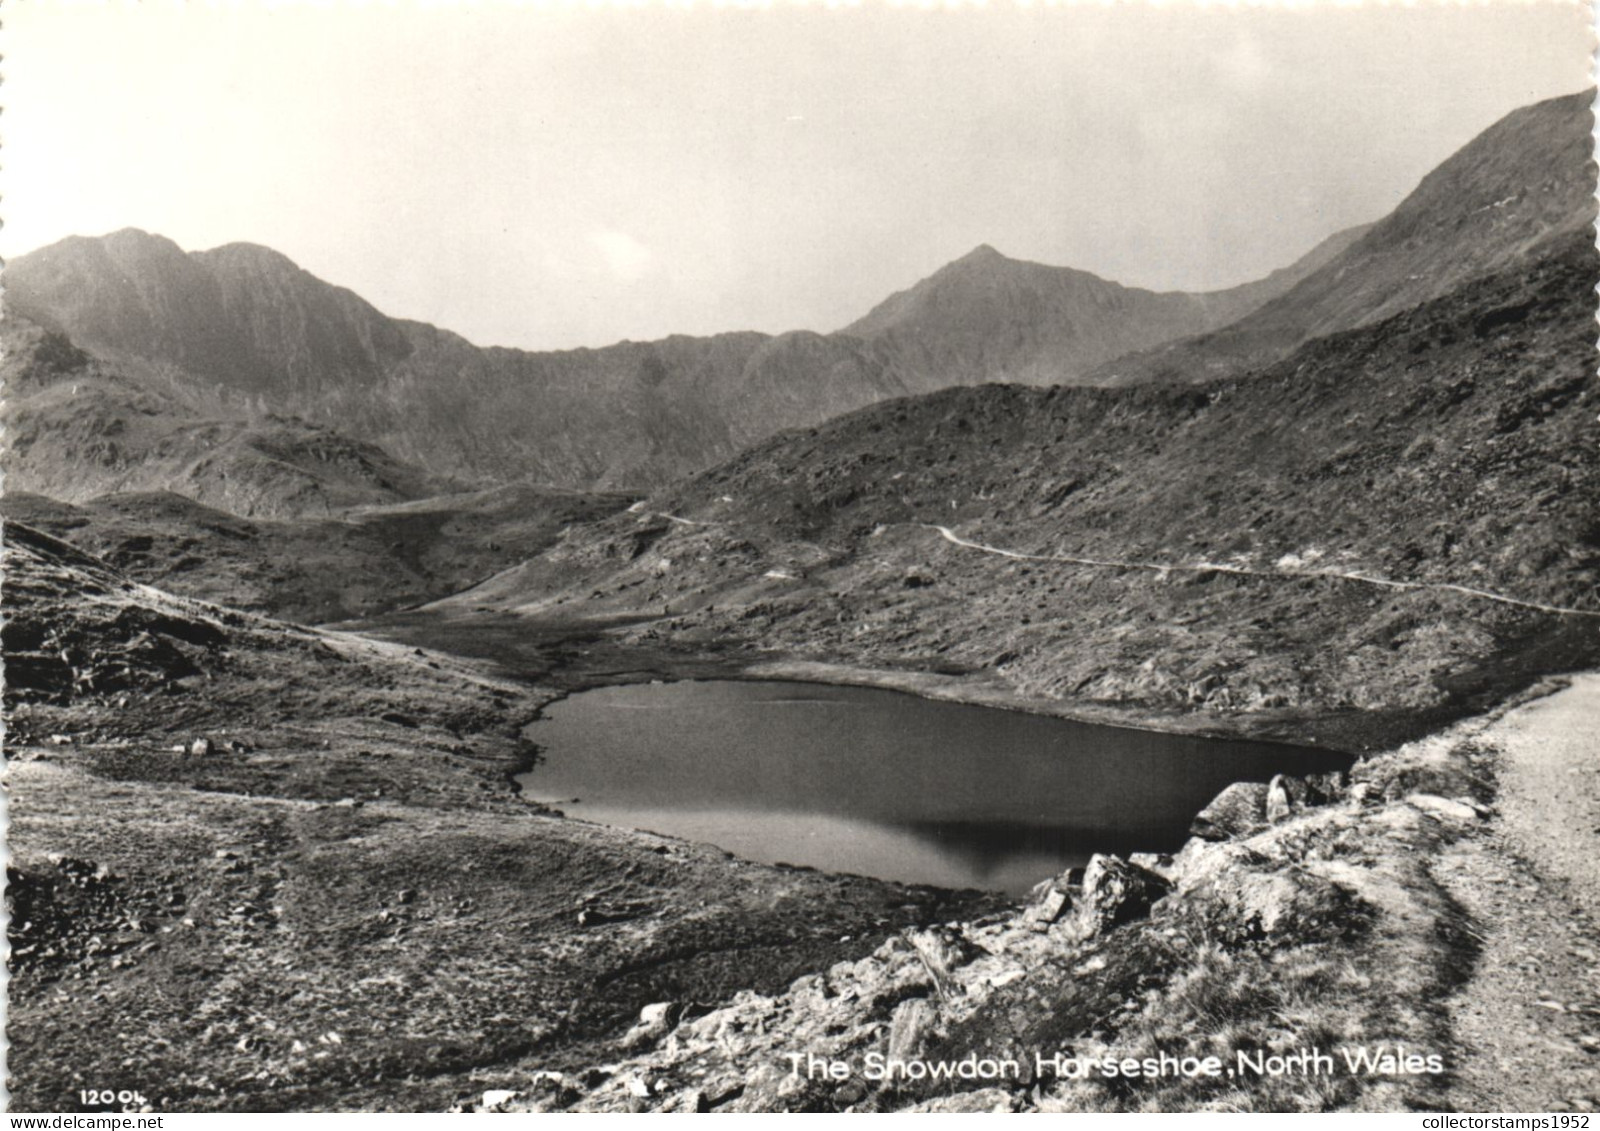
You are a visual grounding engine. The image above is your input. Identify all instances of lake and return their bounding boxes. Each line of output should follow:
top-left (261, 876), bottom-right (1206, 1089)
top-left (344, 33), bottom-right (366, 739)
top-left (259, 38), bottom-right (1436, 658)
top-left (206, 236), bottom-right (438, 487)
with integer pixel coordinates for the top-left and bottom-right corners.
top-left (517, 679), bottom-right (1352, 895)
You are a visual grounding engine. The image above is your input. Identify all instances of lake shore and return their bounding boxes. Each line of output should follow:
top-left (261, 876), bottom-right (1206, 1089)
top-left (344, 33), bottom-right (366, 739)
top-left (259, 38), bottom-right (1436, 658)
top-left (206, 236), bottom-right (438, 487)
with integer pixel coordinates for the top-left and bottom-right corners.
top-left (354, 601), bottom-right (1579, 759)
top-left (488, 673), bottom-right (1600, 1113)
top-left (3, 525), bottom-right (1005, 1112)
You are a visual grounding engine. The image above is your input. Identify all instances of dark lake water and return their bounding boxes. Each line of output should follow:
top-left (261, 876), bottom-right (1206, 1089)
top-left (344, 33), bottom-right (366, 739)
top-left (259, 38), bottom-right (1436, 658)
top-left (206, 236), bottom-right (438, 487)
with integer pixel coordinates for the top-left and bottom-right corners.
top-left (517, 679), bottom-right (1352, 895)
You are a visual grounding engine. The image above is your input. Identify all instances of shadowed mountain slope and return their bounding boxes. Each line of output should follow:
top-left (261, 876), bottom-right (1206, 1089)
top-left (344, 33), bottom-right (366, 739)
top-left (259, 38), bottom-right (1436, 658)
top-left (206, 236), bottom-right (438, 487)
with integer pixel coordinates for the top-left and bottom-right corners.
top-left (0, 311), bottom-right (444, 519)
top-left (1091, 89), bottom-right (1598, 386)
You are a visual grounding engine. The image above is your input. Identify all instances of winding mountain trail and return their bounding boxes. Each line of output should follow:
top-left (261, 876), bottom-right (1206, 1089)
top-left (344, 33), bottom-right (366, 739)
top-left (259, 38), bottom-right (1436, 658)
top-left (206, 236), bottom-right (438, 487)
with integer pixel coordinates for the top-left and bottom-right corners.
top-left (919, 524), bottom-right (1600, 621)
top-left (628, 501), bottom-right (717, 528)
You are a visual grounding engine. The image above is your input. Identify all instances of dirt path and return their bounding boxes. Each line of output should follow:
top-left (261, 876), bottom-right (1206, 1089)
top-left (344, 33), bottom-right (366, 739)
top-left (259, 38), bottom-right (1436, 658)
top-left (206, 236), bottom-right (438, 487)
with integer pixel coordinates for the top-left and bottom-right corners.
top-left (1492, 675), bottom-right (1600, 919)
top-left (920, 523), bottom-right (1600, 620)
top-left (1434, 675), bottom-right (1600, 1112)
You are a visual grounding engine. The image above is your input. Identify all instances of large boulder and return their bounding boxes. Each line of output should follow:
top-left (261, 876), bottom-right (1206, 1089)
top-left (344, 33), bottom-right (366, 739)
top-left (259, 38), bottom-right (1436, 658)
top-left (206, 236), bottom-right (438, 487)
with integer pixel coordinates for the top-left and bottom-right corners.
top-left (1023, 874), bottom-right (1074, 930)
top-left (1190, 781), bottom-right (1269, 841)
top-left (1265, 770), bottom-right (1348, 823)
top-left (1073, 854), bottom-right (1171, 938)
top-left (1301, 769), bottom-right (1348, 806)
top-left (1265, 774), bottom-right (1303, 823)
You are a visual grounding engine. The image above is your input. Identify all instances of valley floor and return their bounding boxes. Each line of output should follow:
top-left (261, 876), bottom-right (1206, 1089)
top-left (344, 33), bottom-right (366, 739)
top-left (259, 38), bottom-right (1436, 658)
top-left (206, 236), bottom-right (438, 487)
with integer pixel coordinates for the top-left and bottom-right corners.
top-left (6, 520), bottom-right (1599, 1113)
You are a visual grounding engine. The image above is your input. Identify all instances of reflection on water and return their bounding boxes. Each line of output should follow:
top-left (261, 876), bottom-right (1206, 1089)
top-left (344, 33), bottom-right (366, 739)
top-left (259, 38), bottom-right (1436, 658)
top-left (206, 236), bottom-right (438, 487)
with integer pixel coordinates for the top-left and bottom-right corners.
top-left (517, 680), bottom-right (1350, 895)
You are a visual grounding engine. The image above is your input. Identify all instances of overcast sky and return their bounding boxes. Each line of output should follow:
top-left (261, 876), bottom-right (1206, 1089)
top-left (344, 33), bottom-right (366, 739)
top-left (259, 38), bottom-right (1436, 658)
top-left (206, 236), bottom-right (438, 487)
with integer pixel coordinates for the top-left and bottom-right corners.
top-left (4, 2), bottom-right (1592, 351)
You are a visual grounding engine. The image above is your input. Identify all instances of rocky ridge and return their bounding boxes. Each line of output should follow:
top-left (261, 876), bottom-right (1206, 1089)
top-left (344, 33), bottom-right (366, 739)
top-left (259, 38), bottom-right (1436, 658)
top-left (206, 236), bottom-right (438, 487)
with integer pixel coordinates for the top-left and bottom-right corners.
top-left (842, 226), bottom-right (1369, 394)
top-left (4, 225), bottom-right (1361, 493)
top-left (1090, 89), bottom-right (1597, 386)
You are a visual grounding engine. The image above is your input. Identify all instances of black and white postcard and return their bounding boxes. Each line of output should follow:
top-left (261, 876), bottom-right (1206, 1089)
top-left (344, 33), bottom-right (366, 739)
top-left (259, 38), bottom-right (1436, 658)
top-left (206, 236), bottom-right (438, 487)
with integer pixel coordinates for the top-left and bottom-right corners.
top-left (3, 0), bottom-right (1598, 1115)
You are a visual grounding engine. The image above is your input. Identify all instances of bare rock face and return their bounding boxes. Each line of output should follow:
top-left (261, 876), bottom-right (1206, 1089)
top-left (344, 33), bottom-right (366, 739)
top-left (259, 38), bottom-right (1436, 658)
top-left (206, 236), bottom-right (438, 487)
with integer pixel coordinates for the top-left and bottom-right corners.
top-left (1023, 872), bottom-right (1076, 930)
top-left (905, 925), bottom-right (983, 982)
top-left (886, 998), bottom-right (938, 1063)
top-left (1190, 781), bottom-right (1270, 841)
top-left (1026, 887), bottom-right (1071, 931)
top-left (1073, 854), bottom-right (1171, 938)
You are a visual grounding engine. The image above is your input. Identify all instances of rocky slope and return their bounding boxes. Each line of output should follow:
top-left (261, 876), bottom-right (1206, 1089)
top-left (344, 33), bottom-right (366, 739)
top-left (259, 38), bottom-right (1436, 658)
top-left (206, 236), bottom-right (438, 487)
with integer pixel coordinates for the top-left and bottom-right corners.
top-left (0, 310), bottom-right (447, 519)
top-left (842, 227), bottom-right (1368, 393)
top-left (0, 485), bottom-right (632, 624)
top-left (3, 523), bottom-right (995, 1112)
top-left (430, 233), bottom-right (1600, 752)
top-left (3, 230), bottom-right (414, 398)
top-left (1092, 90), bottom-right (1597, 386)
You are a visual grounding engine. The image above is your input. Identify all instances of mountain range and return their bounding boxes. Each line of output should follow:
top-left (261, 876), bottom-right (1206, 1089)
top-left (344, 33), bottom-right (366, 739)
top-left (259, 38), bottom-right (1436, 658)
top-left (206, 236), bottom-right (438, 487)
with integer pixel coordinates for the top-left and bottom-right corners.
top-left (9, 95), bottom-right (1592, 515)
top-left (2, 91), bottom-right (1595, 697)
top-left (6, 205), bottom-right (1362, 504)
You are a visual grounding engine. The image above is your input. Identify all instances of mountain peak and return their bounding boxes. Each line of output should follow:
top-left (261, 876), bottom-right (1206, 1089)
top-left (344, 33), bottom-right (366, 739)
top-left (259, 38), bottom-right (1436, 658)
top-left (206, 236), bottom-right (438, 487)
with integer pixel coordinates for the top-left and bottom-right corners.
top-left (98, 227), bottom-right (187, 258)
top-left (955, 243), bottom-right (1007, 266)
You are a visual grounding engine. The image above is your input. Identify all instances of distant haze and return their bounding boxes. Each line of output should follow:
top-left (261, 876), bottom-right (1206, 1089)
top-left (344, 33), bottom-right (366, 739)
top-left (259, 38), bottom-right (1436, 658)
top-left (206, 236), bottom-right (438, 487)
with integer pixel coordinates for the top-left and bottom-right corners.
top-left (4, 2), bottom-right (1592, 351)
